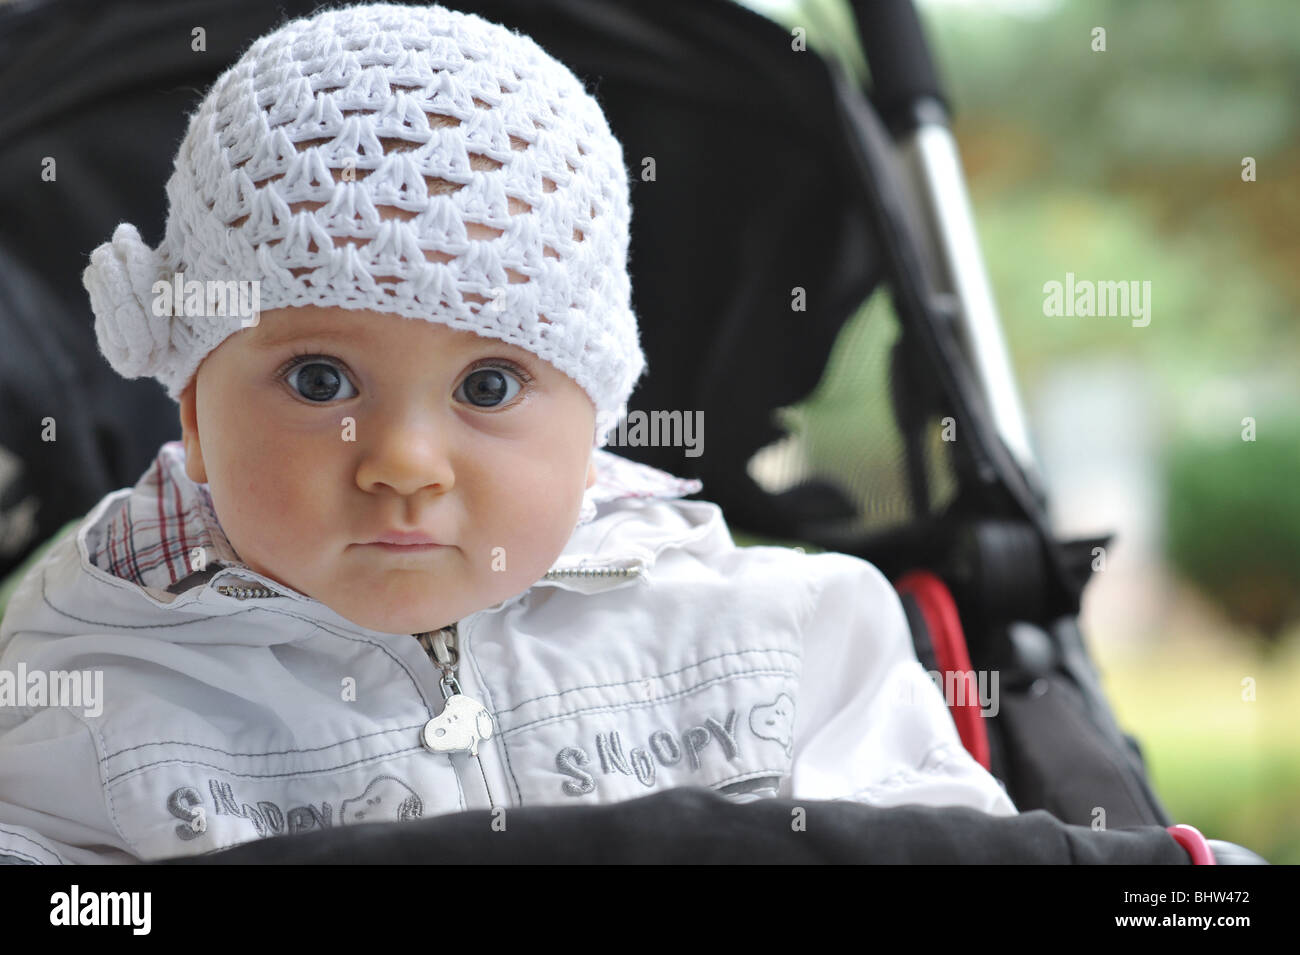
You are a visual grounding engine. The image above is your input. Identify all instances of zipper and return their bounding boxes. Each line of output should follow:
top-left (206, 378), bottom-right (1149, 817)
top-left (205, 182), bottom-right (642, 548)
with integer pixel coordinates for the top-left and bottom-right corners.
top-left (414, 625), bottom-right (464, 701)
top-left (208, 574), bottom-right (503, 806)
top-left (212, 565), bottom-right (636, 809)
top-left (413, 623), bottom-right (498, 809)
top-left (211, 566), bottom-right (285, 601)
top-left (542, 565), bottom-right (642, 579)
top-left (214, 583), bottom-right (280, 600)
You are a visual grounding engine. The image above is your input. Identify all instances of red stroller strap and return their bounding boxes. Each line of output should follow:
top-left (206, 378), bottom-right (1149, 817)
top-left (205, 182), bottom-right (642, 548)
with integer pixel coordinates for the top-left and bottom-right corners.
top-left (895, 570), bottom-right (992, 771)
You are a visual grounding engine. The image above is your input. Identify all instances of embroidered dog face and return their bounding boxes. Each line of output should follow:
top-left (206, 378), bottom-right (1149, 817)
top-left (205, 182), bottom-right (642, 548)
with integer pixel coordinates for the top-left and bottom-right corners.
top-left (749, 694), bottom-right (796, 757)
top-left (339, 775), bottom-right (424, 825)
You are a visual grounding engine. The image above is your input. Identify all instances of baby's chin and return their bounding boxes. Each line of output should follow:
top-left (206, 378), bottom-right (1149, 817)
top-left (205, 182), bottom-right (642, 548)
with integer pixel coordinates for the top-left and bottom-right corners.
top-left (329, 600), bottom-right (465, 636)
top-left (254, 564), bottom-right (474, 634)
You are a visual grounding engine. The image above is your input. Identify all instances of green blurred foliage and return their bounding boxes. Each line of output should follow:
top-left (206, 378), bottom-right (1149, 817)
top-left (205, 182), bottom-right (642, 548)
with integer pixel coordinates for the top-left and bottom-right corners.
top-left (923, 0), bottom-right (1300, 176)
top-left (919, 0), bottom-right (1300, 396)
top-left (1164, 419), bottom-right (1300, 645)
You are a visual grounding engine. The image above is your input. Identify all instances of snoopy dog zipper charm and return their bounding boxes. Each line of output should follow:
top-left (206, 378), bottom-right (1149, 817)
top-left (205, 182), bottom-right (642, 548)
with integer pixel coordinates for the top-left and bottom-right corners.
top-left (416, 625), bottom-right (495, 757)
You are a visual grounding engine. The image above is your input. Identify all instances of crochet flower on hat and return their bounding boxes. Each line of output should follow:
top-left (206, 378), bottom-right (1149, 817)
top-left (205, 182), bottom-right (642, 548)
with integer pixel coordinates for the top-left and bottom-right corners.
top-left (83, 2), bottom-right (645, 447)
top-left (84, 223), bottom-right (171, 379)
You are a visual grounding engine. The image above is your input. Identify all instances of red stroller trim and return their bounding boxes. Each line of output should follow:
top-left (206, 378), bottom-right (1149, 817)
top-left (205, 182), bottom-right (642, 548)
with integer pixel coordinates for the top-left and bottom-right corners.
top-left (895, 570), bottom-right (991, 771)
top-left (1167, 824), bottom-right (1217, 865)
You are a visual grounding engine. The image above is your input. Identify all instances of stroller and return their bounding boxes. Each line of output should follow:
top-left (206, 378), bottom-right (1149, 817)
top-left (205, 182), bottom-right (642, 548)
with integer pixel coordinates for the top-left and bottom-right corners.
top-left (0, 0), bottom-right (1267, 863)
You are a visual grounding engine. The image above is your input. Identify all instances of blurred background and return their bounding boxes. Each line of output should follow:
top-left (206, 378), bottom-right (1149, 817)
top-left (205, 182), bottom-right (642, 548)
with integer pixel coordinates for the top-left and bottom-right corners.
top-left (735, 0), bottom-right (1300, 862)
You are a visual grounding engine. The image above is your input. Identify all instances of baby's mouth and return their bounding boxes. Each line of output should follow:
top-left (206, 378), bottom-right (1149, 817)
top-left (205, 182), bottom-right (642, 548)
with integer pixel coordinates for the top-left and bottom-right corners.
top-left (360, 542), bottom-right (449, 553)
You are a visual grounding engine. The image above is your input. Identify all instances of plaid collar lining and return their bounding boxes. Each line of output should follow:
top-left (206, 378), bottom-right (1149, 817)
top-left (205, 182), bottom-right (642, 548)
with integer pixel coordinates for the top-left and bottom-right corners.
top-left (88, 442), bottom-right (245, 594)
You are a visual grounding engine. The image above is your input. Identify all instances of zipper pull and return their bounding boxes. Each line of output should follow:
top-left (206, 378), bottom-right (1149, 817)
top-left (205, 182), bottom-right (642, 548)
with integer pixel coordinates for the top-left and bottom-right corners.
top-left (418, 626), bottom-right (463, 700)
top-left (415, 624), bottom-right (495, 758)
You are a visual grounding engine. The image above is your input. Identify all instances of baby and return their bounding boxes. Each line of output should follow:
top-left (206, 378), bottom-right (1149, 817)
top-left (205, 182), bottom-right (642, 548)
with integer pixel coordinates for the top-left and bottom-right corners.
top-left (0, 2), bottom-right (1015, 864)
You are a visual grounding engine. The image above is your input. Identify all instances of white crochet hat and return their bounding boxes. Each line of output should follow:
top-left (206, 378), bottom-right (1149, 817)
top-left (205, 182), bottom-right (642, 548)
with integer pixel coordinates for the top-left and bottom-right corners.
top-left (83, 2), bottom-right (645, 448)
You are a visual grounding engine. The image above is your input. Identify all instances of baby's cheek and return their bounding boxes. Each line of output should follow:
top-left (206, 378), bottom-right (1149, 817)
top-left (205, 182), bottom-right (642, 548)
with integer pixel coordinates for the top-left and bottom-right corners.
top-left (232, 488), bottom-right (334, 589)
top-left (256, 501), bottom-right (315, 570)
top-left (517, 483), bottom-right (584, 573)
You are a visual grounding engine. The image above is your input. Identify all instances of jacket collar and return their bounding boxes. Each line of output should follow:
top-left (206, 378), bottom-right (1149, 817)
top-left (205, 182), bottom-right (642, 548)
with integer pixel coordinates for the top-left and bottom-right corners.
top-left (84, 442), bottom-right (241, 597)
top-left (84, 441), bottom-right (705, 601)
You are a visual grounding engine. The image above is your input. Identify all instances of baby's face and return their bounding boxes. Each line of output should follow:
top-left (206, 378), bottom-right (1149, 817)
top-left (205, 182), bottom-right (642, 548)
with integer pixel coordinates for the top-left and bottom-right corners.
top-left (178, 305), bottom-right (597, 635)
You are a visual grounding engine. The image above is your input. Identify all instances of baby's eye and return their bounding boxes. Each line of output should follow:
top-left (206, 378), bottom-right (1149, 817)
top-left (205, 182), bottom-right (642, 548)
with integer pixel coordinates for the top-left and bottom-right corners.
top-left (285, 358), bottom-right (358, 403)
top-left (455, 364), bottom-right (525, 409)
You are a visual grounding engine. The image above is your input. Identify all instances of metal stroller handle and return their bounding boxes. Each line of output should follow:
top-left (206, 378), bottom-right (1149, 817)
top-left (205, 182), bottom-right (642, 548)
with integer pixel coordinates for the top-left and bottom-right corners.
top-left (849, 0), bottom-right (949, 133)
top-left (851, 0), bottom-right (1045, 502)
top-left (833, 0), bottom-right (1176, 830)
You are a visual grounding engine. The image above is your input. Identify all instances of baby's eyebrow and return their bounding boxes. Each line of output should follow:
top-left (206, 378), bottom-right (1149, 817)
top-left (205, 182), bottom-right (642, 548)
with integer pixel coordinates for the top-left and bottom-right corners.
top-left (250, 325), bottom-right (530, 362)
top-left (252, 327), bottom-right (362, 349)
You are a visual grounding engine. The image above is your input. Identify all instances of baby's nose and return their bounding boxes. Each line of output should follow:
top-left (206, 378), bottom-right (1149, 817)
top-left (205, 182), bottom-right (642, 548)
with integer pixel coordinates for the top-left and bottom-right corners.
top-left (355, 419), bottom-right (456, 497)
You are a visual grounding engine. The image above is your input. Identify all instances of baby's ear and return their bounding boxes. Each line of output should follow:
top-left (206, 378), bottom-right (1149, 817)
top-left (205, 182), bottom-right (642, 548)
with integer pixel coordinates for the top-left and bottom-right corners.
top-left (178, 381), bottom-right (208, 484)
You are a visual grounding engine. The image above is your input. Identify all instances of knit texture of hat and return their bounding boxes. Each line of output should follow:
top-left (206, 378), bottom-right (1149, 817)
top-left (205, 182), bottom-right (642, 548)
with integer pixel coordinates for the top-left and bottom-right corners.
top-left (82, 2), bottom-right (645, 447)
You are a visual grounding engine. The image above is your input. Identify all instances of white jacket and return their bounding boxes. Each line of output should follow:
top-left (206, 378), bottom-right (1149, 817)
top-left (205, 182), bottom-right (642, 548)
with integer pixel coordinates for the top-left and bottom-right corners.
top-left (0, 442), bottom-right (1015, 864)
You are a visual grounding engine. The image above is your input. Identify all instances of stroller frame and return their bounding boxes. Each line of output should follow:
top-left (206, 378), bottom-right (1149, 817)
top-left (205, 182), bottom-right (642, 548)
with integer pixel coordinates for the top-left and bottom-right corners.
top-left (833, 0), bottom-right (1171, 828)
